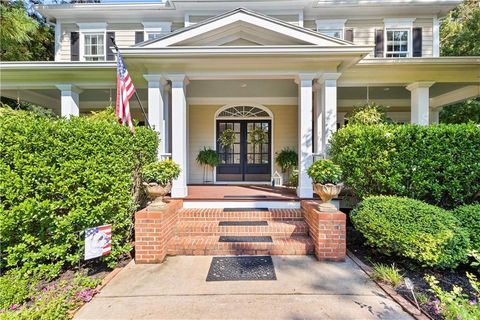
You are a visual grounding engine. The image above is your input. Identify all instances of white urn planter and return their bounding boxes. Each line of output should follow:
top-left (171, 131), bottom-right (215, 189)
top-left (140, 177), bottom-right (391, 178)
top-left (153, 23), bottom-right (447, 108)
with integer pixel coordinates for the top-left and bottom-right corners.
top-left (313, 183), bottom-right (343, 212)
top-left (143, 182), bottom-right (171, 211)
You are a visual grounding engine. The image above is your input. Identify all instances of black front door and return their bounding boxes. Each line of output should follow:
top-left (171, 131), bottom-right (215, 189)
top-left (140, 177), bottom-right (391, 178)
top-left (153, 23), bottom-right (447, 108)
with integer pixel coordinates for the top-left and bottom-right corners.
top-left (216, 120), bottom-right (271, 181)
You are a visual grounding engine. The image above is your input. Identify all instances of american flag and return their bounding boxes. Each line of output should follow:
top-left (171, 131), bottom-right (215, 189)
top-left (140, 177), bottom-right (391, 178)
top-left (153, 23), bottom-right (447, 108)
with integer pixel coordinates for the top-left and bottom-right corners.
top-left (84, 224), bottom-right (112, 260)
top-left (116, 50), bottom-right (135, 132)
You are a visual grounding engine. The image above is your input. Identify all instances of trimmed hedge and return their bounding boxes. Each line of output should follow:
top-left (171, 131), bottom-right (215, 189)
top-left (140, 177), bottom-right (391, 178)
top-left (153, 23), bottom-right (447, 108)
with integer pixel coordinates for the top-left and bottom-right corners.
top-left (351, 196), bottom-right (470, 268)
top-left (330, 123), bottom-right (480, 208)
top-left (0, 109), bottom-right (158, 277)
top-left (452, 204), bottom-right (480, 251)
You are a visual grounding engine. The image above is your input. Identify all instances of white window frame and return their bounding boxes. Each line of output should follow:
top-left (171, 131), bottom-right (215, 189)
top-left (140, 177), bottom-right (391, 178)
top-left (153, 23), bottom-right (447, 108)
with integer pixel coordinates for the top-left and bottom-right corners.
top-left (142, 22), bottom-right (172, 41)
top-left (383, 18), bottom-right (415, 58)
top-left (385, 29), bottom-right (410, 58)
top-left (77, 23), bottom-right (107, 62)
top-left (315, 19), bottom-right (346, 39)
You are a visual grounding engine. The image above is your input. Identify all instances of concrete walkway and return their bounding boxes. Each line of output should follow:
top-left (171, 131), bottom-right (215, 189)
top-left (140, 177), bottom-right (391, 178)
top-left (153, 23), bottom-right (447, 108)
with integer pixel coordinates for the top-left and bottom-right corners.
top-left (75, 256), bottom-right (413, 320)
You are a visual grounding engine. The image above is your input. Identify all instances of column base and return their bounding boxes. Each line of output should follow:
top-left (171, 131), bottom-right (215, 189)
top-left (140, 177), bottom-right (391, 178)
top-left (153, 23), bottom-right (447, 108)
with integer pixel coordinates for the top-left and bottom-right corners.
top-left (296, 186), bottom-right (314, 198)
top-left (171, 185), bottom-right (188, 198)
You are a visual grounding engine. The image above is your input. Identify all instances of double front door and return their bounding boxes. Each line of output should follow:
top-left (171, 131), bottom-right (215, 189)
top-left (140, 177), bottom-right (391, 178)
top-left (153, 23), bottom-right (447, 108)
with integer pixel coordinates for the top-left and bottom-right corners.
top-left (216, 120), bottom-right (271, 182)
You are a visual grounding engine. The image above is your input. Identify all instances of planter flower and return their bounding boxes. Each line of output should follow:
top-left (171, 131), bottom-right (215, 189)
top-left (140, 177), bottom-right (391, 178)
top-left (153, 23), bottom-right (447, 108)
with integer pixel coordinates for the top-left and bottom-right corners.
top-left (142, 159), bottom-right (181, 210)
top-left (307, 160), bottom-right (343, 212)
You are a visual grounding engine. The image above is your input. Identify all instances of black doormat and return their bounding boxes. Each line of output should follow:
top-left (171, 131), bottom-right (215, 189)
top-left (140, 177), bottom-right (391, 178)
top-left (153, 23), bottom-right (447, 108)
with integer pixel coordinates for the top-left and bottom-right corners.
top-left (219, 221), bottom-right (268, 226)
top-left (223, 207), bottom-right (269, 212)
top-left (206, 256), bottom-right (277, 281)
top-left (224, 195), bottom-right (268, 199)
top-left (219, 236), bottom-right (273, 243)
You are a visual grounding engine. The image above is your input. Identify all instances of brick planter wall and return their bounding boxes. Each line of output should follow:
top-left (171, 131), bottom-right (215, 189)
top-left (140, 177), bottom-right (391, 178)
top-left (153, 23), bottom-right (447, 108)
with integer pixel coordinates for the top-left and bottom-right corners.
top-left (301, 200), bottom-right (347, 261)
top-left (134, 200), bottom-right (182, 264)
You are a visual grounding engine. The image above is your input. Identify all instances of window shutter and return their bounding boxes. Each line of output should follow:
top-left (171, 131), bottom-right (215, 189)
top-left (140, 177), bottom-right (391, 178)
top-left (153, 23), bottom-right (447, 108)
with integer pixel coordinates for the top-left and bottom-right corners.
top-left (344, 29), bottom-right (354, 42)
top-left (413, 27), bottom-right (422, 57)
top-left (70, 32), bottom-right (79, 61)
top-left (375, 29), bottom-right (384, 57)
top-left (135, 31), bottom-right (144, 44)
top-left (106, 32), bottom-right (115, 61)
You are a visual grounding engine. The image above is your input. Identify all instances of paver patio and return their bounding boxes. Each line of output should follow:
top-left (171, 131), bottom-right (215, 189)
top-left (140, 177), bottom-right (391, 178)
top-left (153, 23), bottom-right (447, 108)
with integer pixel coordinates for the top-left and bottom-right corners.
top-left (75, 255), bottom-right (413, 319)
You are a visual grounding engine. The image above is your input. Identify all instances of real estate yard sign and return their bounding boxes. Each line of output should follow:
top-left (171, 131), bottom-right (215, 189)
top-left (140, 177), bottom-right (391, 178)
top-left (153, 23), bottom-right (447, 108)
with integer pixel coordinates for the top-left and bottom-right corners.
top-left (84, 224), bottom-right (112, 260)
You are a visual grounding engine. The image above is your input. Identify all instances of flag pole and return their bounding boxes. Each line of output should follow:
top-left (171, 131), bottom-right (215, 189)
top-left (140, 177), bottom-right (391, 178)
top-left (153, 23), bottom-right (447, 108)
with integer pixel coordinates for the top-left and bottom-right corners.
top-left (110, 37), bottom-right (150, 129)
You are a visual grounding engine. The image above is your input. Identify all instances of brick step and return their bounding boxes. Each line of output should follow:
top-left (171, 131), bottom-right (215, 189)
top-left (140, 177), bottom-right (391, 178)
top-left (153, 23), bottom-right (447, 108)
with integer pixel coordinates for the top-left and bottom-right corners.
top-left (175, 220), bottom-right (308, 237)
top-left (167, 235), bottom-right (314, 256)
top-left (177, 208), bottom-right (304, 221)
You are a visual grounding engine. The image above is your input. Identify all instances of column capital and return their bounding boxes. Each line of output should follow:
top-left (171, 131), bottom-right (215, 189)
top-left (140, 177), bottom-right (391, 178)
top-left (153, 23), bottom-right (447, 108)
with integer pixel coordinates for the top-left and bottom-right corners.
top-left (143, 74), bottom-right (168, 86)
top-left (55, 84), bottom-right (83, 94)
top-left (165, 74), bottom-right (189, 87)
top-left (294, 73), bottom-right (317, 84)
top-left (406, 81), bottom-right (435, 91)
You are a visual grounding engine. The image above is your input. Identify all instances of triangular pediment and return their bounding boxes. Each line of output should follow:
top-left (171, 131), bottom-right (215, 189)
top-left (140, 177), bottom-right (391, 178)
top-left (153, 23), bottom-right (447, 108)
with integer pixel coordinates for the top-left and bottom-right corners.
top-left (137, 8), bottom-right (354, 48)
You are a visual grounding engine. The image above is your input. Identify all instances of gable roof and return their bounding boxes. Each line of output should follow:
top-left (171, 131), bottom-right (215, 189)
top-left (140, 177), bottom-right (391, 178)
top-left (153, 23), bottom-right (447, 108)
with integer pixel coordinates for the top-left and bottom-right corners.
top-left (135, 7), bottom-right (355, 48)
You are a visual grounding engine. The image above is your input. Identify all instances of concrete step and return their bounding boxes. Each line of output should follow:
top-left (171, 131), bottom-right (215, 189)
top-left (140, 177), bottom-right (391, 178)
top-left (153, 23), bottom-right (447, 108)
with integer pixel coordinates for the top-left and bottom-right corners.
top-left (175, 220), bottom-right (308, 237)
top-left (177, 208), bottom-right (304, 221)
top-left (167, 235), bottom-right (314, 256)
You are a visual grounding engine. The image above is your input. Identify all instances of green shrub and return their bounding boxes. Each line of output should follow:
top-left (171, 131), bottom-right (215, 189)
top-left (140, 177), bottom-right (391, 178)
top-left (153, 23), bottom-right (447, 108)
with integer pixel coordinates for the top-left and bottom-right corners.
top-left (351, 196), bottom-right (470, 268)
top-left (196, 147), bottom-right (220, 168)
top-left (0, 109), bottom-right (158, 277)
top-left (307, 160), bottom-right (342, 184)
top-left (330, 123), bottom-right (480, 208)
top-left (452, 204), bottom-right (480, 251)
top-left (142, 159), bottom-right (181, 185)
top-left (275, 148), bottom-right (298, 173)
top-left (371, 263), bottom-right (403, 288)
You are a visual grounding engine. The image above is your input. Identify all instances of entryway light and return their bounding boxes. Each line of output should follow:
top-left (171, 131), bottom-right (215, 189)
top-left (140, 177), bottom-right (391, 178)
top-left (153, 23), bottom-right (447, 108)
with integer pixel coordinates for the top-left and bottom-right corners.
top-left (241, 83), bottom-right (247, 88)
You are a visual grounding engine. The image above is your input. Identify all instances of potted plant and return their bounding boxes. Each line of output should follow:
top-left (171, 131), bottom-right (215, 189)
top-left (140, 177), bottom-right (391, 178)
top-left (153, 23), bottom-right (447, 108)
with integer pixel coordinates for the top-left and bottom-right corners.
top-left (275, 147), bottom-right (298, 182)
top-left (142, 159), bottom-right (181, 210)
top-left (307, 160), bottom-right (343, 212)
top-left (196, 147), bottom-right (220, 183)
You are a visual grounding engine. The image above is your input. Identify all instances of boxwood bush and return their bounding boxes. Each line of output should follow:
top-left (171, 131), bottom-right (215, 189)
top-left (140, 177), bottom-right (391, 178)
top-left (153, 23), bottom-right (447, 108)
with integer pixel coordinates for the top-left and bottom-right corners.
top-left (350, 196), bottom-right (470, 268)
top-left (0, 109), bottom-right (157, 277)
top-left (452, 204), bottom-right (480, 251)
top-left (330, 123), bottom-right (480, 208)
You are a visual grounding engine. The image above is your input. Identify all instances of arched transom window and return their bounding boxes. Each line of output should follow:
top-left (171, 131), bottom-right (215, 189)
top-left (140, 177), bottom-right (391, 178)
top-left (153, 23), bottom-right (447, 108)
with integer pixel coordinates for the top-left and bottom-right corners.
top-left (216, 105), bottom-right (272, 119)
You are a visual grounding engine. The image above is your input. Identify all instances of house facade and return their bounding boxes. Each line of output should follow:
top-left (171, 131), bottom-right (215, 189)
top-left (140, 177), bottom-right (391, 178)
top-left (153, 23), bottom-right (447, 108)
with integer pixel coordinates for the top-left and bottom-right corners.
top-left (1, 0), bottom-right (479, 199)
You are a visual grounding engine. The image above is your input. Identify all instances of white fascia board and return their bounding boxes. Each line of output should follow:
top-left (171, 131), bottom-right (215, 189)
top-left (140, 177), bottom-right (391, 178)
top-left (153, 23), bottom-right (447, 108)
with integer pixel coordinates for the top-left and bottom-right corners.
top-left (383, 18), bottom-right (416, 29)
top-left (315, 19), bottom-right (347, 30)
top-left (76, 22), bottom-right (107, 32)
top-left (315, 0), bottom-right (462, 6)
top-left (0, 62), bottom-right (116, 70)
top-left (359, 57), bottom-right (480, 65)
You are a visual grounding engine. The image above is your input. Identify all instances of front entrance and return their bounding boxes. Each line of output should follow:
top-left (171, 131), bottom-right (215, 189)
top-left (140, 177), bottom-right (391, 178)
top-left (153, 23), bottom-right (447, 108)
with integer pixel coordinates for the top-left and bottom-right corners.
top-left (216, 119), bottom-right (272, 181)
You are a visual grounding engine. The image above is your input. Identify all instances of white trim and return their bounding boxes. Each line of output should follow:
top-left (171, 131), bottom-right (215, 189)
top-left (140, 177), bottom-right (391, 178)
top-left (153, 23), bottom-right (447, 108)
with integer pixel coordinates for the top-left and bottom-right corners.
top-left (142, 22), bottom-right (172, 41)
top-left (383, 18), bottom-right (416, 29)
top-left (54, 21), bottom-right (61, 61)
top-left (383, 18), bottom-right (415, 58)
top-left (76, 22), bottom-right (107, 32)
top-left (430, 85), bottom-right (480, 108)
top-left (315, 19), bottom-right (347, 40)
top-left (77, 23), bottom-right (107, 62)
top-left (188, 97), bottom-right (297, 106)
top-left (433, 17), bottom-right (440, 57)
top-left (214, 104), bottom-right (274, 119)
top-left (182, 200), bottom-right (301, 209)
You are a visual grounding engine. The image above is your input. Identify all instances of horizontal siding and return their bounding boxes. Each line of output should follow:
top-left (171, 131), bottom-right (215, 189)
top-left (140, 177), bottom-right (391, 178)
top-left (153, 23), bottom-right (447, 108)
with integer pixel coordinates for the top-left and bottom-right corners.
top-left (414, 18), bottom-right (433, 57)
top-left (107, 23), bottom-right (142, 48)
top-left (60, 23), bottom-right (77, 61)
top-left (346, 19), bottom-right (383, 58)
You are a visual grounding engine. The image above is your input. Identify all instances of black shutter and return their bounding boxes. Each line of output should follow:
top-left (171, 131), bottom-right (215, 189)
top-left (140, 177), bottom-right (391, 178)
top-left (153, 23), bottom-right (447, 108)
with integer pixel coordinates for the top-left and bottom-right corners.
top-left (413, 27), bottom-right (422, 57)
top-left (344, 29), bottom-right (354, 42)
top-left (375, 29), bottom-right (384, 57)
top-left (135, 31), bottom-right (144, 44)
top-left (71, 32), bottom-right (79, 61)
top-left (106, 31), bottom-right (115, 61)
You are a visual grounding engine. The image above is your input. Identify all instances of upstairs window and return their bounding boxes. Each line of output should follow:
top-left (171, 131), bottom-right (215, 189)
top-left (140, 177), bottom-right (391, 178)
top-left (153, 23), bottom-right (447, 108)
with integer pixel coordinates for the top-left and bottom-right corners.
top-left (317, 29), bottom-right (343, 39)
top-left (146, 32), bottom-right (164, 41)
top-left (315, 19), bottom-right (346, 40)
top-left (386, 30), bottom-right (409, 57)
top-left (142, 22), bottom-right (172, 42)
top-left (83, 33), bottom-right (105, 61)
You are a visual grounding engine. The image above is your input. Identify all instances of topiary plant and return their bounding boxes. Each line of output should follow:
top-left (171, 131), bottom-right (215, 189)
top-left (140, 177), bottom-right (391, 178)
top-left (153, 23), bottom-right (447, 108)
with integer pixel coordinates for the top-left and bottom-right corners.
top-left (452, 203), bottom-right (480, 251)
top-left (351, 196), bottom-right (470, 268)
top-left (141, 159), bottom-right (181, 185)
top-left (347, 102), bottom-right (393, 126)
top-left (307, 160), bottom-right (342, 184)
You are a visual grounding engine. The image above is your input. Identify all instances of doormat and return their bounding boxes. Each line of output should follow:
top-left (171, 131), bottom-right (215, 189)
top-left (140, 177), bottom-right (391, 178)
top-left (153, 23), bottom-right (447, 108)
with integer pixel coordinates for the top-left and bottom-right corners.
top-left (219, 236), bottom-right (273, 243)
top-left (224, 195), bottom-right (268, 199)
top-left (218, 221), bottom-right (268, 226)
top-left (206, 256), bottom-right (277, 281)
top-left (223, 207), bottom-right (269, 212)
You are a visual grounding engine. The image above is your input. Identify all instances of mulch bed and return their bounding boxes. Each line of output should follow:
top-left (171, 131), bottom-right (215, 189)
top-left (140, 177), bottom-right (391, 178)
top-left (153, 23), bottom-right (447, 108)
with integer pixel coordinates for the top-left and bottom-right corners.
top-left (346, 214), bottom-right (477, 320)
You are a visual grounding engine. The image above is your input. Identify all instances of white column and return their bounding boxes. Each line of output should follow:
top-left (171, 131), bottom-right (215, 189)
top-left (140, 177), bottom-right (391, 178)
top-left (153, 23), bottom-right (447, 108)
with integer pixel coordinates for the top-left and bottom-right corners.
top-left (313, 82), bottom-right (323, 155)
top-left (296, 73), bottom-right (315, 198)
top-left (143, 74), bottom-right (167, 157)
top-left (320, 73), bottom-right (341, 155)
top-left (406, 81), bottom-right (435, 125)
top-left (168, 74), bottom-right (189, 198)
top-left (54, 21), bottom-right (61, 61)
top-left (433, 17), bottom-right (440, 57)
top-left (56, 84), bottom-right (81, 119)
top-left (430, 107), bottom-right (441, 124)
top-left (163, 83), bottom-right (171, 154)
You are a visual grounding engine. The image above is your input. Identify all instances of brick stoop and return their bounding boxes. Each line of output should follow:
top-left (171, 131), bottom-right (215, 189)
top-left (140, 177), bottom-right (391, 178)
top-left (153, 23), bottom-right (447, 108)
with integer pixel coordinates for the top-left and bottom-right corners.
top-left (134, 202), bottom-right (347, 263)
